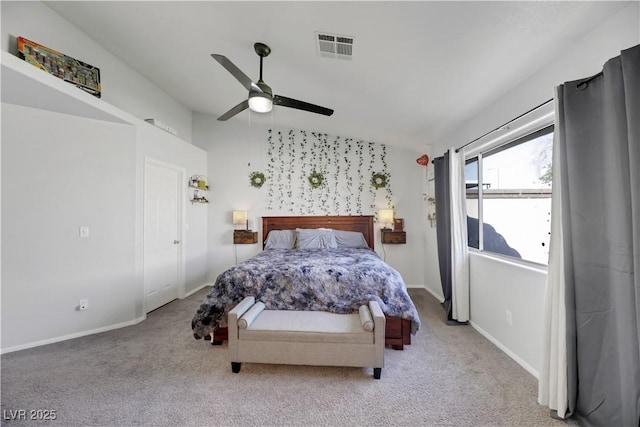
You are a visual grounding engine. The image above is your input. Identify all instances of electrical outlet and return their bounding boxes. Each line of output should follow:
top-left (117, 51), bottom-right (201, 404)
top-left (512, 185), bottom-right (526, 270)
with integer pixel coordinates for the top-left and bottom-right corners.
top-left (505, 310), bottom-right (513, 325)
top-left (79, 299), bottom-right (88, 311)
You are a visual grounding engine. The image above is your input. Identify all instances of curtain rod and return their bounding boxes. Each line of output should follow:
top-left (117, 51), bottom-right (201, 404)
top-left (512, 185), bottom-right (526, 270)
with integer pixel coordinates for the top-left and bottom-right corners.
top-left (455, 98), bottom-right (553, 153)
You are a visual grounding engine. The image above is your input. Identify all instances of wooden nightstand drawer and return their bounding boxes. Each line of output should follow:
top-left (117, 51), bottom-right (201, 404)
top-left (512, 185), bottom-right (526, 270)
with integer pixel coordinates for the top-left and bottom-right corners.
top-left (234, 231), bottom-right (258, 244)
top-left (381, 230), bottom-right (406, 244)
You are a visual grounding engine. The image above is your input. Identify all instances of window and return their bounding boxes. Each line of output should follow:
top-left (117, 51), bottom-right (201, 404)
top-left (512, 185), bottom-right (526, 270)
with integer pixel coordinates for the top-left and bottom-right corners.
top-left (465, 126), bottom-right (553, 264)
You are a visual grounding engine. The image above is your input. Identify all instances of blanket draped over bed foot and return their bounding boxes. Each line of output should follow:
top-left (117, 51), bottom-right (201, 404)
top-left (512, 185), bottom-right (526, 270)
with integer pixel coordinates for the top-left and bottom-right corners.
top-left (191, 247), bottom-right (421, 350)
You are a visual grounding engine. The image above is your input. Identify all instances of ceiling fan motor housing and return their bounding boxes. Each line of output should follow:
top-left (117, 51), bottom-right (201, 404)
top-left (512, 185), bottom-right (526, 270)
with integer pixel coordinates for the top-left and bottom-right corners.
top-left (255, 80), bottom-right (272, 97)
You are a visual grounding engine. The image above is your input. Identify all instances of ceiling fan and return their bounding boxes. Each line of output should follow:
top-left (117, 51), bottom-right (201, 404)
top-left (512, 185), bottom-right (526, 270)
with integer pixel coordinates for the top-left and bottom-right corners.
top-left (211, 42), bottom-right (334, 121)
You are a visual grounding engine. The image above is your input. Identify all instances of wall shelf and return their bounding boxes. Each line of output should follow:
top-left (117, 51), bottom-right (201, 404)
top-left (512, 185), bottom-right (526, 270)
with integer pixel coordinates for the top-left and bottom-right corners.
top-left (1, 51), bottom-right (130, 124)
top-left (189, 175), bottom-right (209, 203)
top-left (381, 230), bottom-right (406, 244)
top-left (234, 230), bottom-right (258, 244)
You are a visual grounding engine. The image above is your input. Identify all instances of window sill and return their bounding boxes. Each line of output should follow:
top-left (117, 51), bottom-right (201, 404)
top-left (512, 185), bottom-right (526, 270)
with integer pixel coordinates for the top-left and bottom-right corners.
top-left (468, 248), bottom-right (548, 274)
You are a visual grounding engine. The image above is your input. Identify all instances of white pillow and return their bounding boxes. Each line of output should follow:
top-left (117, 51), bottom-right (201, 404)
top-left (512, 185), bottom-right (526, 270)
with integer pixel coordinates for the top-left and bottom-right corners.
top-left (333, 229), bottom-right (369, 249)
top-left (295, 228), bottom-right (337, 249)
top-left (238, 302), bottom-right (266, 329)
top-left (358, 305), bottom-right (374, 332)
top-left (264, 230), bottom-right (296, 249)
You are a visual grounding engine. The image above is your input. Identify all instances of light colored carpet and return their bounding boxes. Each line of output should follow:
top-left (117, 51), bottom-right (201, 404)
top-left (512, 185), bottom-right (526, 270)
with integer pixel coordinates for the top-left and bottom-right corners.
top-left (1, 288), bottom-right (569, 426)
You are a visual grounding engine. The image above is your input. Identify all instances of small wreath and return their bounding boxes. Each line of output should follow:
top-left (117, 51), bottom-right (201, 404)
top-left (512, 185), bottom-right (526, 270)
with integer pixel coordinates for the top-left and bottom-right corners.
top-left (249, 171), bottom-right (266, 188)
top-left (371, 172), bottom-right (389, 189)
top-left (307, 171), bottom-right (325, 189)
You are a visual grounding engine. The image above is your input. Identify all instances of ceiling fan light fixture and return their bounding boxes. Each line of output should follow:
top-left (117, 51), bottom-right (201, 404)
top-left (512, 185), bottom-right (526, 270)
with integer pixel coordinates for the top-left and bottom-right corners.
top-left (248, 92), bottom-right (273, 113)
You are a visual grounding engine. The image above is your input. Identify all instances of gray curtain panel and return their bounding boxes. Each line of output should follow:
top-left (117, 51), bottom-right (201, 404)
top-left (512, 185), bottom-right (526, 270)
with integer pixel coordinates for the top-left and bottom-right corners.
top-left (557, 44), bottom-right (639, 426)
top-left (433, 154), bottom-right (453, 321)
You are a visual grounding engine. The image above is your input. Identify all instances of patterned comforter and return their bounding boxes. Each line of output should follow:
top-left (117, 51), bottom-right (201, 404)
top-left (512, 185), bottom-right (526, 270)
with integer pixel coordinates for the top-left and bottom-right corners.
top-left (191, 248), bottom-right (421, 339)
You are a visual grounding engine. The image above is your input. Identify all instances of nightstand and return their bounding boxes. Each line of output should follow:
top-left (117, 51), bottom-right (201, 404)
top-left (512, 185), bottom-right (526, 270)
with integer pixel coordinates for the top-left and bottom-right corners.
top-left (381, 230), bottom-right (406, 244)
top-left (234, 230), bottom-right (258, 244)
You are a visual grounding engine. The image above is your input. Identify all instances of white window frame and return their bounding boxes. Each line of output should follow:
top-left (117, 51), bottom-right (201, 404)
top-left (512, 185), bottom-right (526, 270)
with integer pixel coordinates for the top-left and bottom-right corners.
top-left (463, 102), bottom-right (554, 267)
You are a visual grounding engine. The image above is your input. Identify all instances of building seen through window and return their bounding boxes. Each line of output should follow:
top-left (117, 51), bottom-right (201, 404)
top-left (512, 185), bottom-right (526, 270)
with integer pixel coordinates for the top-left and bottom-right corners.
top-left (465, 126), bottom-right (553, 265)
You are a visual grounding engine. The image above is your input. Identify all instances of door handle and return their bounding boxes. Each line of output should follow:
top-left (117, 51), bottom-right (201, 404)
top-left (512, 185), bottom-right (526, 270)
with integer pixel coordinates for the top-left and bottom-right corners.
top-left (173, 240), bottom-right (180, 244)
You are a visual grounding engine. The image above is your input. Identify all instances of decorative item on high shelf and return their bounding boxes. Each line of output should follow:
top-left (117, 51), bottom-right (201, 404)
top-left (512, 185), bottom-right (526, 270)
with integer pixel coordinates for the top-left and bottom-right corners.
top-left (17, 36), bottom-right (101, 98)
top-left (144, 119), bottom-right (177, 136)
top-left (394, 218), bottom-right (404, 232)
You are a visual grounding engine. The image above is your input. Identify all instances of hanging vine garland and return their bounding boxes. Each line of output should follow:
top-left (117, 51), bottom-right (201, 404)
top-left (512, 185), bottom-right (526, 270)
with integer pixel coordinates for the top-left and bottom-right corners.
top-left (249, 171), bottom-right (266, 188)
top-left (308, 171), bottom-right (325, 189)
top-left (368, 142), bottom-right (376, 212)
top-left (266, 129), bottom-right (274, 209)
top-left (371, 172), bottom-right (389, 189)
top-left (263, 128), bottom-right (394, 216)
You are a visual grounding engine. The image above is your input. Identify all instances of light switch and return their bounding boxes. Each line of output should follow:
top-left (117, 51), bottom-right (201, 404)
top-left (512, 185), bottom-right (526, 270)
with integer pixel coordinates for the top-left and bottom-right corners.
top-left (79, 226), bottom-right (90, 238)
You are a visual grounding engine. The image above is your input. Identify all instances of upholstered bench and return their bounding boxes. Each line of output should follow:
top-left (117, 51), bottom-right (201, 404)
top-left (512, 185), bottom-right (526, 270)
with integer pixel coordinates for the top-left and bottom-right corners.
top-left (228, 296), bottom-right (385, 379)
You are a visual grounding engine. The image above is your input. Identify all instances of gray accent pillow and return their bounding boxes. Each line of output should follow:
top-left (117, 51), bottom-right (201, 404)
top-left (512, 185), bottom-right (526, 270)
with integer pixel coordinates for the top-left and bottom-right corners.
top-left (295, 228), bottom-right (338, 249)
top-left (333, 229), bottom-right (369, 249)
top-left (264, 230), bottom-right (296, 250)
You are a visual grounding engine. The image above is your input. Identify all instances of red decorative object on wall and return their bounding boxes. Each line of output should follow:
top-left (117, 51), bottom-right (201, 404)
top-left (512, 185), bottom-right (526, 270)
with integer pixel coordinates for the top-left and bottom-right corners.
top-left (416, 154), bottom-right (430, 166)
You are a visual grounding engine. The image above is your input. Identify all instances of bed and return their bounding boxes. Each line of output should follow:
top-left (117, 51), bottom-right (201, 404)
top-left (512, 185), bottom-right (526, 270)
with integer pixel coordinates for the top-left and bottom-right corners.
top-left (191, 215), bottom-right (419, 349)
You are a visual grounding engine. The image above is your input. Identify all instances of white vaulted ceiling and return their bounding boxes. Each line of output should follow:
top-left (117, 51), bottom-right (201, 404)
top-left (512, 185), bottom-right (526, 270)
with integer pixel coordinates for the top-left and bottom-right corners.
top-left (45, 1), bottom-right (631, 150)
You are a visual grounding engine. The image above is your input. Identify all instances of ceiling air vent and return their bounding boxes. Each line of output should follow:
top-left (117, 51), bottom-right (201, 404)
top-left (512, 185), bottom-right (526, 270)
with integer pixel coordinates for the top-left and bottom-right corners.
top-left (316, 32), bottom-right (354, 60)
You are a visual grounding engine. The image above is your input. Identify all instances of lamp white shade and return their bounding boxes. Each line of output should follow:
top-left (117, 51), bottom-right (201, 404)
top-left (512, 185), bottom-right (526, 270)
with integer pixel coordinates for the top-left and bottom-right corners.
top-left (248, 92), bottom-right (273, 113)
top-left (378, 209), bottom-right (394, 226)
top-left (232, 210), bottom-right (248, 225)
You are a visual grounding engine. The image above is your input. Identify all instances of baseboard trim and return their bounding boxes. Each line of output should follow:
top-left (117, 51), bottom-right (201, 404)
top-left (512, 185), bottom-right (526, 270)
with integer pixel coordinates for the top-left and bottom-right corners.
top-left (1, 315), bottom-right (147, 355)
top-left (406, 284), bottom-right (445, 303)
top-left (184, 282), bottom-right (212, 298)
top-left (425, 286), bottom-right (445, 303)
top-left (469, 320), bottom-right (539, 379)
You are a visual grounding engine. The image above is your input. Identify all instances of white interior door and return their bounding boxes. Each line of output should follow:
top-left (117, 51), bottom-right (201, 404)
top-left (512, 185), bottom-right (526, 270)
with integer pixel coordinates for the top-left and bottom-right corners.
top-left (144, 160), bottom-right (182, 312)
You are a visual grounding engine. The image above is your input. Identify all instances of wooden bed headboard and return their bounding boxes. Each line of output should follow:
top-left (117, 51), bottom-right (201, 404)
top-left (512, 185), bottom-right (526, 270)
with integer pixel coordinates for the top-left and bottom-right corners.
top-left (262, 216), bottom-right (375, 250)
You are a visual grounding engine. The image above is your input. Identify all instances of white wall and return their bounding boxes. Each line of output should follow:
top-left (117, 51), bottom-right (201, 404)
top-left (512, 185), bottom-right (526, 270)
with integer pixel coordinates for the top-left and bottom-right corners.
top-left (437, 2), bottom-right (640, 151)
top-left (1, 103), bottom-right (138, 350)
top-left (1, 2), bottom-right (209, 352)
top-left (1, 89), bottom-right (208, 353)
top-left (192, 115), bottom-right (432, 289)
top-left (434, 3), bottom-right (640, 377)
top-left (1, 1), bottom-right (193, 142)
top-left (469, 252), bottom-right (547, 377)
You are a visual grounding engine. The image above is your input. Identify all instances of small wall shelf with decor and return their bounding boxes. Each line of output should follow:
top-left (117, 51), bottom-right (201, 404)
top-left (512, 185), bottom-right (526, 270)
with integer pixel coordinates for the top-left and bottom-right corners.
top-left (234, 230), bottom-right (258, 244)
top-left (381, 230), bottom-right (406, 244)
top-left (189, 175), bottom-right (209, 204)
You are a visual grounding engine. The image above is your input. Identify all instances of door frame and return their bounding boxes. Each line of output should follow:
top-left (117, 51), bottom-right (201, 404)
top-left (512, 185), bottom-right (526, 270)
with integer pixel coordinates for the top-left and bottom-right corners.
top-left (143, 157), bottom-right (186, 313)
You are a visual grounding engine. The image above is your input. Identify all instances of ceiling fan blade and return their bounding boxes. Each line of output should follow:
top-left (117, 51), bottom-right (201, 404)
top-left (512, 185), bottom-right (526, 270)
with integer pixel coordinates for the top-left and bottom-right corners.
top-left (211, 54), bottom-right (261, 92)
top-left (218, 99), bottom-right (249, 121)
top-left (273, 95), bottom-right (334, 116)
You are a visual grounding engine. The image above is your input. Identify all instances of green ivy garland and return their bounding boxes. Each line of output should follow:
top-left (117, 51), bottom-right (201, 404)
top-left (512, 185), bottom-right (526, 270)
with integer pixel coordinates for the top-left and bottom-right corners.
top-left (371, 172), bottom-right (389, 189)
top-left (308, 171), bottom-right (325, 189)
top-left (249, 171), bottom-right (266, 188)
top-left (263, 129), bottom-right (394, 216)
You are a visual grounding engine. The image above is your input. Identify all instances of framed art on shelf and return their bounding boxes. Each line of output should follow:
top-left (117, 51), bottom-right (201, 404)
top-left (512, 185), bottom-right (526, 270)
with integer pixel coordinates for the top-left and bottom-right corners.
top-left (393, 218), bottom-right (404, 232)
top-left (17, 36), bottom-right (102, 98)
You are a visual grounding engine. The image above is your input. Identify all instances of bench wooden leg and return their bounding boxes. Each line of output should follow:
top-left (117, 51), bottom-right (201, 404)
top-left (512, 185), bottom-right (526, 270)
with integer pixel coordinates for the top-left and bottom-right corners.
top-left (231, 362), bottom-right (241, 373)
top-left (374, 368), bottom-right (381, 379)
